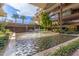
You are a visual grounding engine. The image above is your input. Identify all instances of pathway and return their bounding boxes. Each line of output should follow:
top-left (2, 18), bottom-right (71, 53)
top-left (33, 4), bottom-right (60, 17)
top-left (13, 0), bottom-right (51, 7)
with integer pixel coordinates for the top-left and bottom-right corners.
top-left (4, 33), bottom-right (16, 56)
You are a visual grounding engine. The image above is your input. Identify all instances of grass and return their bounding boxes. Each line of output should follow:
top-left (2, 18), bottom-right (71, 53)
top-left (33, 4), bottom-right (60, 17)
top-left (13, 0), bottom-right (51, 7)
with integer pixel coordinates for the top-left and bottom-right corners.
top-left (49, 40), bottom-right (79, 56)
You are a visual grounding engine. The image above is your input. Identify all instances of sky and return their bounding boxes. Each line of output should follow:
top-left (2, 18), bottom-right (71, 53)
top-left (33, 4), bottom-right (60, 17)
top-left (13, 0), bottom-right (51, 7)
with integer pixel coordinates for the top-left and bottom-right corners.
top-left (2, 3), bottom-right (39, 24)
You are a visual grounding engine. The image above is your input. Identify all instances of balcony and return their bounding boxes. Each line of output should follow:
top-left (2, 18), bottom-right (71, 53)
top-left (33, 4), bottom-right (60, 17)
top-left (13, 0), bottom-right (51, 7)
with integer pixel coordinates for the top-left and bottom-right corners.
top-left (62, 13), bottom-right (79, 21)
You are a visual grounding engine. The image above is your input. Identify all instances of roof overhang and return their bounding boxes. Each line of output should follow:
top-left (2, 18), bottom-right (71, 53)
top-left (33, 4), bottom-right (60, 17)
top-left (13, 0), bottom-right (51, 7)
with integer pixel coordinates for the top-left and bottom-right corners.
top-left (0, 3), bottom-right (7, 16)
top-left (30, 3), bottom-right (47, 9)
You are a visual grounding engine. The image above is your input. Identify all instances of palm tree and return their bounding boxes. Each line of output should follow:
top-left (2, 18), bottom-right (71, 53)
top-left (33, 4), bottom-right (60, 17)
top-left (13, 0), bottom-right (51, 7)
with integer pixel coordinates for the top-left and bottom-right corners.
top-left (20, 15), bottom-right (26, 24)
top-left (12, 14), bottom-right (19, 32)
top-left (12, 14), bottom-right (19, 23)
top-left (4, 15), bottom-right (7, 22)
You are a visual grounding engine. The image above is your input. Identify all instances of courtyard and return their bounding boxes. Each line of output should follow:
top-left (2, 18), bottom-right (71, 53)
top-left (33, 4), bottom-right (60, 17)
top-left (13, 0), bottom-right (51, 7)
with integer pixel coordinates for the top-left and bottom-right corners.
top-left (0, 3), bottom-right (79, 56)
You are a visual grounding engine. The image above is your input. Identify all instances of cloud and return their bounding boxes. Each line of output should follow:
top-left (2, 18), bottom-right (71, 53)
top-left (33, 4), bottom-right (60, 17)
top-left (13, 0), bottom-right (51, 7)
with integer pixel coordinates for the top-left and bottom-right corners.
top-left (6, 3), bottom-right (38, 16)
top-left (2, 3), bottom-right (39, 24)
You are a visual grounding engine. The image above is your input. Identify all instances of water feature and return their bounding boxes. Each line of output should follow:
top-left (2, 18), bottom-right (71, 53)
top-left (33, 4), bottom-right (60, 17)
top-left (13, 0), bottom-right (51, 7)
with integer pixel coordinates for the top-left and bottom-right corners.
top-left (15, 34), bottom-right (77, 56)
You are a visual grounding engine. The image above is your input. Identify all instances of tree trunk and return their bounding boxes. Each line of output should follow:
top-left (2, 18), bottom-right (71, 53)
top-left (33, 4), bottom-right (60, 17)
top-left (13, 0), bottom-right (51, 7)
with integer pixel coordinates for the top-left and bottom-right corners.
top-left (22, 20), bottom-right (24, 24)
top-left (5, 16), bottom-right (7, 22)
top-left (14, 19), bottom-right (17, 33)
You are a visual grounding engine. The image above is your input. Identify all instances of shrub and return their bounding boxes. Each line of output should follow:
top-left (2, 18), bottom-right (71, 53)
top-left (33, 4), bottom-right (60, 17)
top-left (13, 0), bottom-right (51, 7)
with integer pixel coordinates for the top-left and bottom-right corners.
top-left (0, 31), bottom-right (4, 34)
top-left (0, 31), bottom-right (9, 50)
top-left (49, 40), bottom-right (79, 56)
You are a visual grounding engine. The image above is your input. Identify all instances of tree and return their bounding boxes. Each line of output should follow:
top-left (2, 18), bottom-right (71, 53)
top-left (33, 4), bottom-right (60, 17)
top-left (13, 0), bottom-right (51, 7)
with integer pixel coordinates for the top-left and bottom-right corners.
top-left (12, 14), bottom-right (19, 32)
top-left (20, 15), bottom-right (26, 24)
top-left (40, 11), bottom-right (52, 30)
top-left (12, 14), bottom-right (19, 23)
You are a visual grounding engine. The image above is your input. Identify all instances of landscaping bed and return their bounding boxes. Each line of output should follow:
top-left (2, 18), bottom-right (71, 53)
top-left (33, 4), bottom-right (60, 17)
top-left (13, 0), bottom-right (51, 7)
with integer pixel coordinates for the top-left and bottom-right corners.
top-left (0, 35), bottom-right (9, 49)
top-left (0, 35), bottom-right (9, 55)
top-left (0, 30), bottom-right (12, 55)
top-left (49, 39), bottom-right (79, 56)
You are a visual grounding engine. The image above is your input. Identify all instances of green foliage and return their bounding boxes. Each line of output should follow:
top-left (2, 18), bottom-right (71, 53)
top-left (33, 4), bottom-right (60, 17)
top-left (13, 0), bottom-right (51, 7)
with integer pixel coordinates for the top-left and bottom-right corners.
top-left (5, 29), bottom-right (12, 36)
top-left (12, 14), bottom-right (19, 19)
top-left (0, 29), bottom-right (10, 50)
top-left (20, 15), bottom-right (26, 24)
top-left (37, 37), bottom-right (53, 51)
top-left (0, 22), bottom-right (12, 34)
top-left (0, 35), bottom-right (9, 49)
top-left (12, 14), bottom-right (19, 23)
top-left (49, 40), bottom-right (79, 56)
top-left (0, 22), bottom-right (9, 33)
top-left (0, 22), bottom-right (12, 50)
top-left (40, 11), bottom-right (52, 30)
top-left (0, 31), bottom-right (4, 35)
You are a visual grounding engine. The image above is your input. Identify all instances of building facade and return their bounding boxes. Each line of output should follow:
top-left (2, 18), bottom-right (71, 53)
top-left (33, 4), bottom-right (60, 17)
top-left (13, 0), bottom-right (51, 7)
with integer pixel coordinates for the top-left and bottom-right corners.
top-left (32, 3), bottom-right (79, 32)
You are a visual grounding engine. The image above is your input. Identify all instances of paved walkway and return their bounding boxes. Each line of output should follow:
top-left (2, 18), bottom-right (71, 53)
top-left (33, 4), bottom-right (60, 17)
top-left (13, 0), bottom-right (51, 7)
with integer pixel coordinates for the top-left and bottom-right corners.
top-left (72, 49), bottom-right (79, 56)
top-left (4, 33), bottom-right (16, 56)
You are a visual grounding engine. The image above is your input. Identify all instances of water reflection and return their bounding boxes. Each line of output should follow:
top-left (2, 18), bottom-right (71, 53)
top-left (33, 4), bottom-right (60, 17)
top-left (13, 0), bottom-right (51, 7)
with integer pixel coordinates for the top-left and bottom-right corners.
top-left (16, 35), bottom-right (76, 56)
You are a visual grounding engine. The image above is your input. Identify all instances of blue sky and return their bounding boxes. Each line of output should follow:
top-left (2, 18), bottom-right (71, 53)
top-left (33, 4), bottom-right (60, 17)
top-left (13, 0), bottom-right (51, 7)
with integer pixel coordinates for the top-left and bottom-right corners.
top-left (2, 3), bottom-right (39, 24)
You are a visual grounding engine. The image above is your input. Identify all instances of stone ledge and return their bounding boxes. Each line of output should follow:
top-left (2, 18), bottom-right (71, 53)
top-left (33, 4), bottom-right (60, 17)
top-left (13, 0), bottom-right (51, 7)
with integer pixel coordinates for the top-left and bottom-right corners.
top-left (3, 33), bottom-right (16, 56)
top-left (16, 32), bottom-right (59, 40)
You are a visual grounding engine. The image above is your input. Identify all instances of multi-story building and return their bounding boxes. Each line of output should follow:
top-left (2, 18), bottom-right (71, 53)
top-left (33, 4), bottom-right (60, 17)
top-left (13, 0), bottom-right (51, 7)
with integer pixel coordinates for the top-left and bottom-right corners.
top-left (32, 3), bottom-right (79, 32)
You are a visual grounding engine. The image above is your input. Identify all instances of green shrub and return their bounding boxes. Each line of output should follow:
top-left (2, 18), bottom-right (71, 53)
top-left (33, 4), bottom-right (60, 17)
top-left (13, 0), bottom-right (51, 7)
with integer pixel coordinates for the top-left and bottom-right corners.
top-left (5, 29), bottom-right (12, 35)
top-left (0, 34), bottom-right (9, 49)
top-left (0, 31), bottom-right (4, 34)
top-left (49, 40), bottom-right (79, 56)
